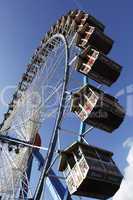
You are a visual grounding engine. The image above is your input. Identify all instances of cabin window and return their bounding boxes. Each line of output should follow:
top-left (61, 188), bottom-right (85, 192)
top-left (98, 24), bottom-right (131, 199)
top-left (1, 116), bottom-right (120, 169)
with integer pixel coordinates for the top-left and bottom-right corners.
top-left (72, 164), bottom-right (83, 186)
top-left (66, 174), bottom-right (76, 194)
top-left (92, 49), bottom-right (99, 59)
top-left (67, 155), bottom-right (76, 169)
top-left (80, 63), bottom-right (91, 74)
top-left (76, 104), bottom-right (88, 121)
top-left (78, 156), bottom-right (89, 178)
top-left (75, 105), bottom-right (82, 114)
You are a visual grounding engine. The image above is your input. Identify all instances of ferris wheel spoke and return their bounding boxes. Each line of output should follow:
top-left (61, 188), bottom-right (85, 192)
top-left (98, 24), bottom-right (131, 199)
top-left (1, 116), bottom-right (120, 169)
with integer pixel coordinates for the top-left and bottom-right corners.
top-left (67, 65), bottom-right (82, 92)
top-left (11, 123), bottom-right (31, 142)
top-left (68, 32), bottom-right (77, 49)
top-left (2, 149), bottom-right (16, 199)
top-left (19, 171), bottom-right (33, 199)
top-left (2, 151), bottom-right (11, 191)
top-left (41, 60), bottom-right (61, 88)
top-left (10, 124), bottom-right (30, 140)
top-left (40, 108), bottom-right (58, 122)
top-left (0, 150), bottom-right (9, 197)
top-left (11, 110), bottom-right (29, 133)
top-left (36, 80), bottom-right (64, 122)
top-left (43, 83), bottom-right (63, 109)
top-left (45, 43), bottom-right (62, 75)
top-left (14, 127), bottom-right (27, 141)
top-left (5, 152), bottom-right (16, 199)
top-left (41, 48), bottom-right (65, 86)
top-left (3, 148), bottom-right (33, 199)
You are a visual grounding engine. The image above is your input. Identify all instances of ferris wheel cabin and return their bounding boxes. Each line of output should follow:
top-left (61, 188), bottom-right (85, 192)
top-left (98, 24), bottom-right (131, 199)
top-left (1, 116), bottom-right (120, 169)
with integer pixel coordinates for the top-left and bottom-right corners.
top-left (75, 46), bottom-right (122, 86)
top-left (59, 141), bottom-right (123, 199)
top-left (71, 84), bottom-right (125, 132)
top-left (69, 10), bottom-right (105, 32)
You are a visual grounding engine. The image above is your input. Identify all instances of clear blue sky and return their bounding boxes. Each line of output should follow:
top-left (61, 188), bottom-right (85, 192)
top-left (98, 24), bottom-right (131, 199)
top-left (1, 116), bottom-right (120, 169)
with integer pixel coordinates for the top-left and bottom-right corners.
top-left (0, 0), bottom-right (132, 199)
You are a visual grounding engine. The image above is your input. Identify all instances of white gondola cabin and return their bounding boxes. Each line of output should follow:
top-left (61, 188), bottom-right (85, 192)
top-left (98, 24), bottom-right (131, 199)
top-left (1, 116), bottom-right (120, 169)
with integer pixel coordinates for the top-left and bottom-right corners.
top-left (59, 141), bottom-right (123, 199)
top-left (71, 84), bottom-right (125, 132)
top-left (75, 46), bottom-right (122, 86)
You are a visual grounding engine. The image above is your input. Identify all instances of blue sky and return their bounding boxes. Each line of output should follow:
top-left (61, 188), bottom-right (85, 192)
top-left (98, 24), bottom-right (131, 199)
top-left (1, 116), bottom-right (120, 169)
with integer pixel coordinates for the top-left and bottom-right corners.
top-left (0, 0), bottom-right (133, 199)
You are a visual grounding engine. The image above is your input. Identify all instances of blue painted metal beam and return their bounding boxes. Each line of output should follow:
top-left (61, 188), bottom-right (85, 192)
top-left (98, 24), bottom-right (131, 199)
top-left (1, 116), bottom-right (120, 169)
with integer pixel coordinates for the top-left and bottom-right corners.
top-left (33, 149), bottom-right (72, 200)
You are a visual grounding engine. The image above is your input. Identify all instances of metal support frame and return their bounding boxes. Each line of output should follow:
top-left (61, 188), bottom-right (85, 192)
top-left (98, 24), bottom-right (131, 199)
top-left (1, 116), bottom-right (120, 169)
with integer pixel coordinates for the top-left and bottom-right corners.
top-left (19, 154), bottom-right (33, 199)
top-left (33, 150), bottom-right (72, 200)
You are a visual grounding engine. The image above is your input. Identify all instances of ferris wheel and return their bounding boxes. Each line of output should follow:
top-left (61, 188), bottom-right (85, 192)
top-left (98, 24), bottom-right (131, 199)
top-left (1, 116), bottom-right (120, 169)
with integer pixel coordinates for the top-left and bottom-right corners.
top-left (0, 10), bottom-right (125, 200)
